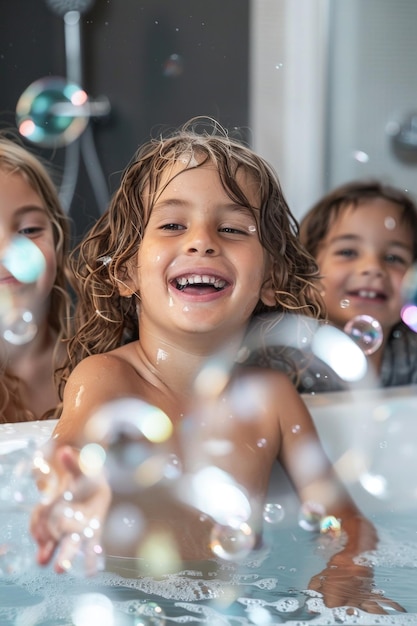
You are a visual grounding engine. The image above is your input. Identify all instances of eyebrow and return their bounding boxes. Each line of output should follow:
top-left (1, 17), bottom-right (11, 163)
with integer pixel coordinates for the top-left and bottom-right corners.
top-left (328, 233), bottom-right (413, 251)
top-left (13, 205), bottom-right (47, 216)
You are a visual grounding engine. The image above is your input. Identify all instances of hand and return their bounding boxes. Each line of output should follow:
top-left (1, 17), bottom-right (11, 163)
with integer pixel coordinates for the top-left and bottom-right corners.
top-left (308, 560), bottom-right (406, 614)
top-left (30, 445), bottom-right (112, 576)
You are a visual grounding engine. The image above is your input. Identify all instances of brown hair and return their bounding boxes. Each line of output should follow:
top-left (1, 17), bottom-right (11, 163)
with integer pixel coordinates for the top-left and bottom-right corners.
top-left (61, 117), bottom-right (324, 386)
top-left (0, 132), bottom-right (72, 421)
top-left (300, 179), bottom-right (417, 260)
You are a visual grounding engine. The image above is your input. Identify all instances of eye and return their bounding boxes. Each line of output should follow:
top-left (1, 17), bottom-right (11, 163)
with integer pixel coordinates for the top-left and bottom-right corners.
top-left (385, 253), bottom-right (407, 265)
top-left (220, 226), bottom-right (246, 234)
top-left (335, 248), bottom-right (357, 258)
top-left (160, 223), bottom-right (185, 231)
top-left (18, 226), bottom-right (44, 237)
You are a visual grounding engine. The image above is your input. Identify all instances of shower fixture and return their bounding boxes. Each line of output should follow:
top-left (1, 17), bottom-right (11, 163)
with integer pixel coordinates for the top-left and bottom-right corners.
top-left (15, 0), bottom-right (110, 214)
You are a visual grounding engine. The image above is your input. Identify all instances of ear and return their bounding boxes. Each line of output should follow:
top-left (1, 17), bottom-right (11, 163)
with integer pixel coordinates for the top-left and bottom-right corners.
top-left (259, 276), bottom-right (276, 307)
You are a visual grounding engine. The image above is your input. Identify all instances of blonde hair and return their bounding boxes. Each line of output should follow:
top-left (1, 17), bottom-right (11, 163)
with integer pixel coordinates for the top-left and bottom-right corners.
top-left (0, 132), bottom-right (72, 422)
top-left (62, 117), bottom-right (324, 386)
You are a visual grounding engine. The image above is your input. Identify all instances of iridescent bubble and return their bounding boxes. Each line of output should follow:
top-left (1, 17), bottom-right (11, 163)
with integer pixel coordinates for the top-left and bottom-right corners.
top-left (162, 54), bottom-right (184, 78)
top-left (2, 308), bottom-right (38, 345)
top-left (2, 235), bottom-right (46, 283)
top-left (340, 298), bottom-right (350, 309)
top-left (344, 315), bottom-right (383, 355)
top-left (16, 76), bottom-right (89, 148)
top-left (320, 515), bottom-right (342, 536)
top-left (210, 521), bottom-right (255, 561)
top-left (263, 502), bottom-right (284, 524)
top-left (401, 303), bottom-right (417, 332)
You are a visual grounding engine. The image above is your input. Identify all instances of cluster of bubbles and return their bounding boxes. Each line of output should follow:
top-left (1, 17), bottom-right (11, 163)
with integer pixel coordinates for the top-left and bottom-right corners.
top-left (0, 235), bottom-right (46, 345)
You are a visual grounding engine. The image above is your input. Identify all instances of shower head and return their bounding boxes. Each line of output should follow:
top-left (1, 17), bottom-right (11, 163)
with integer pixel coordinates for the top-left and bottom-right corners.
top-left (45, 0), bottom-right (95, 17)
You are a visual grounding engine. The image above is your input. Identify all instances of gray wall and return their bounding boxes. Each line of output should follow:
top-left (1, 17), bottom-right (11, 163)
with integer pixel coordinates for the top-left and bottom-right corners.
top-left (0, 0), bottom-right (249, 241)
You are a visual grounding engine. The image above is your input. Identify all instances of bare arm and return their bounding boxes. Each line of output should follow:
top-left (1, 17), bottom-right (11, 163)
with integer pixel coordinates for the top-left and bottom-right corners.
top-left (273, 374), bottom-right (404, 613)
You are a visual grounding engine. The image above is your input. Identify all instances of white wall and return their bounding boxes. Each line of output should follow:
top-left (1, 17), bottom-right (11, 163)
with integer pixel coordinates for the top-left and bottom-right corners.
top-left (249, 0), bottom-right (329, 220)
top-left (250, 0), bottom-right (417, 221)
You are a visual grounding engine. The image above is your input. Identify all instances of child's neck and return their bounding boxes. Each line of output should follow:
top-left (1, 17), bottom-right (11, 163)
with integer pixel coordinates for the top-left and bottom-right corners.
top-left (136, 326), bottom-right (245, 397)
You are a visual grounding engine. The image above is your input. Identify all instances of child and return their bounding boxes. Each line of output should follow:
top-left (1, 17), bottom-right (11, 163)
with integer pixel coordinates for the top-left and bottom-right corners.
top-left (299, 180), bottom-right (417, 392)
top-left (30, 119), bottom-right (403, 613)
top-left (0, 134), bottom-right (72, 422)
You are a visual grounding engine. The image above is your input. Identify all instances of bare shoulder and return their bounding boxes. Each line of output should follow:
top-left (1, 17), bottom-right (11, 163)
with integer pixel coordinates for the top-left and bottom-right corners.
top-left (55, 349), bottom-right (142, 444)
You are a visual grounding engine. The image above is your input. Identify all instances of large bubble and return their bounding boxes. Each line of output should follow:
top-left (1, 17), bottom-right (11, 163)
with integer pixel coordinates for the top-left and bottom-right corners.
top-left (344, 315), bottom-right (383, 355)
top-left (16, 76), bottom-right (89, 147)
top-left (3, 235), bottom-right (46, 284)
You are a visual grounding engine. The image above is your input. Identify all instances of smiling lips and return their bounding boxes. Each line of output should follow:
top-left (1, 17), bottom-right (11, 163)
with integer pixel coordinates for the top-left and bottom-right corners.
top-left (173, 273), bottom-right (228, 293)
top-left (347, 288), bottom-right (387, 302)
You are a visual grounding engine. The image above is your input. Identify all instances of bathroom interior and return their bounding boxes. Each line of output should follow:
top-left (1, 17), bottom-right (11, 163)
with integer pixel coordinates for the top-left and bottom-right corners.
top-left (1, 0), bottom-right (417, 624)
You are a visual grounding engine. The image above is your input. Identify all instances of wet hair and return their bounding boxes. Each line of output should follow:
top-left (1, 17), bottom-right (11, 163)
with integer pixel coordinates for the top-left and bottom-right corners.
top-left (62, 117), bottom-right (324, 383)
top-left (0, 132), bottom-right (72, 422)
top-left (300, 179), bottom-right (417, 260)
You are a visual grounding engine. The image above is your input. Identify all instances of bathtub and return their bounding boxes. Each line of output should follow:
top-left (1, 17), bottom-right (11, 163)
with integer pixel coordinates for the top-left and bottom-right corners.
top-left (1, 386), bottom-right (417, 625)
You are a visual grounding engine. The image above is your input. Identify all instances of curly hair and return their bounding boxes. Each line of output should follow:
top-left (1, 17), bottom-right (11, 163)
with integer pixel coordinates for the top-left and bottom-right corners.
top-left (61, 117), bottom-right (325, 389)
top-left (300, 179), bottom-right (417, 260)
top-left (0, 132), bottom-right (72, 422)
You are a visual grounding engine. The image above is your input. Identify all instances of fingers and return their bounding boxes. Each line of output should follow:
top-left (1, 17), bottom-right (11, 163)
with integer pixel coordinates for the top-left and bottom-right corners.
top-left (29, 444), bottom-right (109, 575)
top-left (308, 569), bottom-right (406, 614)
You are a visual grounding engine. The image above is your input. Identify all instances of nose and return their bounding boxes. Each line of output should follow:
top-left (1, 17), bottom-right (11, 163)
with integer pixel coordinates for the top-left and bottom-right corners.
top-left (358, 255), bottom-right (386, 278)
top-left (185, 225), bottom-right (218, 256)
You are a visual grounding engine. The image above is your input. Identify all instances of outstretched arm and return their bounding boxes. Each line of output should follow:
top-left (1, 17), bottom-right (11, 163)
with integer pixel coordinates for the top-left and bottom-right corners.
top-left (31, 444), bottom-right (111, 575)
top-left (274, 374), bottom-right (405, 613)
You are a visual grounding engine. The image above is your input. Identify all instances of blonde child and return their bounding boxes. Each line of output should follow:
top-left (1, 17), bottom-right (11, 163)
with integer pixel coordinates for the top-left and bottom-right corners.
top-left (299, 180), bottom-right (417, 391)
top-left (0, 134), bottom-right (72, 422)
top-left (30, 120), bottom-right (403, 613)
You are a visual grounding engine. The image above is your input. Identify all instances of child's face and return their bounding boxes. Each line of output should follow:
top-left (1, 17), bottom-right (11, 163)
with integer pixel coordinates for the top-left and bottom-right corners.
top-left (127, 161), bottom-right (273, 344)
top-left (0, 169), bottom-right (57, 315)
top-left (316, 198), bottom-right (414, 335)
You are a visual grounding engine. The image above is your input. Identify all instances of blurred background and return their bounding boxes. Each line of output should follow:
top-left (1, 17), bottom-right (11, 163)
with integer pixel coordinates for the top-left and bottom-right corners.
top-left (1, 0), bottom-right (416, 242)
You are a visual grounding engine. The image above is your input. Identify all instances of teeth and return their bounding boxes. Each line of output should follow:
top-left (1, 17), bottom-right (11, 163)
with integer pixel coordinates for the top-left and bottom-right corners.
top-left (358, 290), bottom-right (378, 298)
top-left (176, 274), bottom-right (226, 289)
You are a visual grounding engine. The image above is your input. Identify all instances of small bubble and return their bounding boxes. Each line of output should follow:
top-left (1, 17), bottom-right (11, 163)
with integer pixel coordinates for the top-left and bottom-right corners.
top-left (210, 521), bottom-right (255, 561)
top-left (340, 298), bottom-right (350, 309)
top-left (263, 502), bottom-right (284, 524)
top-left (384, 216), bottom-right (396, 230)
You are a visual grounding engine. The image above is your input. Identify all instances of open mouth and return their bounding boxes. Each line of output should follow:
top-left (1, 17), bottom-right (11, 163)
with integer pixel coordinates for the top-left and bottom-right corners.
top-left (347, 289), bottom-right (387, 302)
top-left (173, 273), bottom-right (228, 293)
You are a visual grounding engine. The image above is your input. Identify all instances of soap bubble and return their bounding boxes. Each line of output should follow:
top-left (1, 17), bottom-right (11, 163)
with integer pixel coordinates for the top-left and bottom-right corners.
top-left (401, 303), bottom-right (417, 332)
top-left (344, 315), bottom-right (383, 355)
top-left (263, 502), bottom-right (285, 524)
top-left (210, 520), bottom-right (256, 561)
top-left (2, 235), bottom-right (46, 284)
top-left (163, 53), bottom-right (184, 78)
top-left (1, 308), bottom-right (37, 345)
top-left (16, 76), bottom-right (89, 147)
